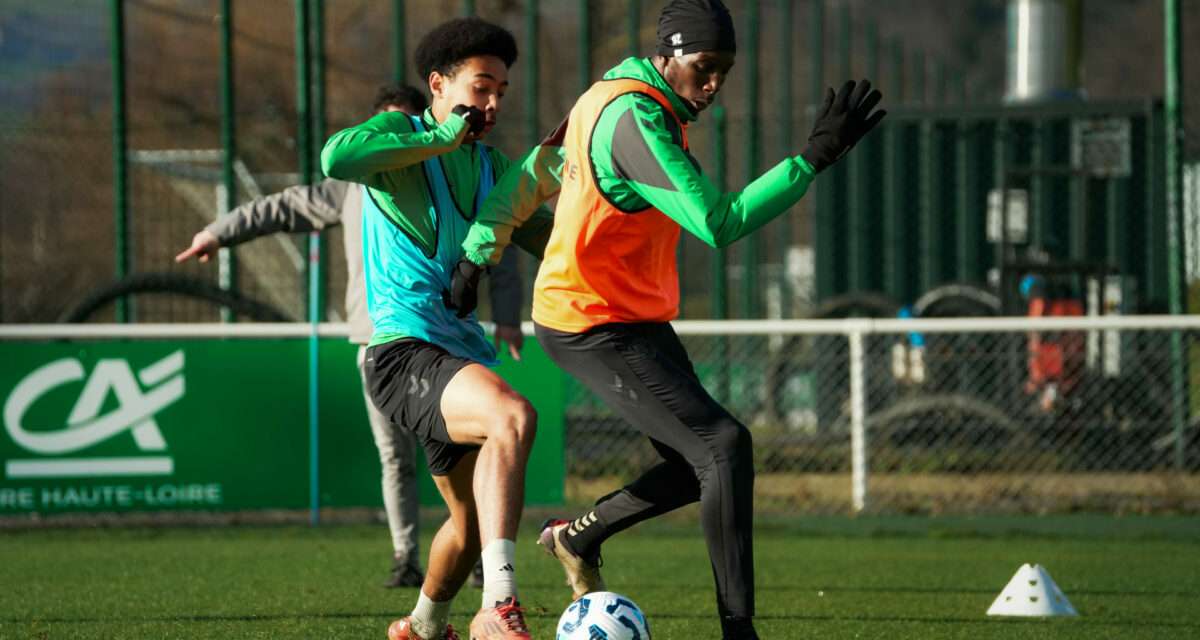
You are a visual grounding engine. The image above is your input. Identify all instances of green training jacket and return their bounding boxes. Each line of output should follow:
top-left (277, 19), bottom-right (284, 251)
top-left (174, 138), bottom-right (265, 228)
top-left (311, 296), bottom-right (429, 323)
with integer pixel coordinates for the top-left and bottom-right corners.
top-left (320, 107), bottom-right (552, 260)
top-left (462, 56), bottom-right (818, 266)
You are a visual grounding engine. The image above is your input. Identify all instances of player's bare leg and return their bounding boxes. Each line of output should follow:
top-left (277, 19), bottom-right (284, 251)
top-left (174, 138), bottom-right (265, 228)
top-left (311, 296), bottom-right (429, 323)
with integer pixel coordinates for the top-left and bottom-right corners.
top-left (390, 453), bottom-right (479, 640)
top-left (425, 452), bottom-right (483, 600)
top-left (442, 363), bottom-right (536, 639)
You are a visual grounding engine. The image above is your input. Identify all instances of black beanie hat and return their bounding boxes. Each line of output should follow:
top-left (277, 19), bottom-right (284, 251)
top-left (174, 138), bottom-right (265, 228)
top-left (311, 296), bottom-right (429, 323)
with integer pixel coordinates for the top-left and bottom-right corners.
top-left (655, 0), bottom-right (737, 58)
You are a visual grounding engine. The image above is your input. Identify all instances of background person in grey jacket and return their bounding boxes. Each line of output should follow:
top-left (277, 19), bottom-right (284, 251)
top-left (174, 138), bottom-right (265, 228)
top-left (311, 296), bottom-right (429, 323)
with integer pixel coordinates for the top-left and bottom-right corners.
top-left (175, 83), bottom-right (525, 589)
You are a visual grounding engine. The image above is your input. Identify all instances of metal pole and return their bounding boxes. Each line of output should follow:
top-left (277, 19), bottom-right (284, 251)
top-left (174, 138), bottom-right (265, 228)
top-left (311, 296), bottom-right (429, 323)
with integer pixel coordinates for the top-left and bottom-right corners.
top-left (919, 116), bottom-right (936, 293)
top-left (526, 0), bottom-right (539, 148)
top-left (714, 105), bottom-right (728, 320)
top-left (463, 0), bottom-right (475, 16)
top-left (713, 105), bottom-right (728, 402)
top-left (218, 0), bottom-right (237, 324)
top-left (830, 1), bottom-right (851, 298)
top-left (111, 0), bottom-right (130, 323)
top-left (856, 17), bottom-right (878, 293)
top-left (812, 0), bottom-right (834, 301)
top-left (296, 0), bottom-right (320, 525)
top-left (842, 4), bottom-right (864, 294)
top-left (296, 0), bottom-right (312, 185)
top-left (307, 226), bottom-right (322, 526)
top-left (956, 119), bottom-right (974, 282)
top-left (579, 0), bottom-right (591, 95)
top-left (934, 59), bottom-right (946, 104)
top-left (865, 18), bottom-right (878, 82)
top-left (1164, 0), bottom-right (1187, 470)
top-left (849, 329), bottom-right (868, 512)
top-left (778, 0), bottom-right (793, 318)
top-left (310, 0), bottom-right (328, 317)
top-left (912, 49), bottom-right (925, 105)
top-left (889, 37), bottom-right (904, 104)
top-left (310, 0), bottom-right (328, 525)
top-left (520, 0), bottom-right (541, 298)
top-left (0, 144), bottom-right (3, 320)
top-left (742, 0), bottom-right (759, 318)
top-left (311, 0), bottom-right (326, 177)
top-left (294, 0), bottom-right (317, 317)
top-left (393, 0), bottom-right (406, 83)
top-left (883, 37), bottom-right (904, 299)
top-left (627, 0), bottom-right (639, 58)
top-left (836, 2), bottom-right (849, 81)
top-left (1165, 1), bottom-right (1185, 313)
top-left (810, 0), bottom-right (824, 104)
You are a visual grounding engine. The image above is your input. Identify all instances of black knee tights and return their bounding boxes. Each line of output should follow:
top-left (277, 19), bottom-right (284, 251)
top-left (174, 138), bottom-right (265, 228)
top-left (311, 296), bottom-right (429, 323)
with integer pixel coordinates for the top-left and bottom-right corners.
top-left (537, 321), bottom-right (756, 617)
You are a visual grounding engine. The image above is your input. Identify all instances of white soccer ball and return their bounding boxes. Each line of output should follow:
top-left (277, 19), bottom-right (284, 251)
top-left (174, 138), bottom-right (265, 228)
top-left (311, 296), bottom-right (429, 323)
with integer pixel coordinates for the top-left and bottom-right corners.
top-left (555, 591), bottom-right (650, 640)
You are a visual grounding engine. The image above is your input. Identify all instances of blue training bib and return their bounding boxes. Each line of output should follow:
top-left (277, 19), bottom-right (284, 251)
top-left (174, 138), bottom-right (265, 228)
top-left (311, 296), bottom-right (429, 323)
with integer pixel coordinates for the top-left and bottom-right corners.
top-left (362, 115), bottom-right (498, 365)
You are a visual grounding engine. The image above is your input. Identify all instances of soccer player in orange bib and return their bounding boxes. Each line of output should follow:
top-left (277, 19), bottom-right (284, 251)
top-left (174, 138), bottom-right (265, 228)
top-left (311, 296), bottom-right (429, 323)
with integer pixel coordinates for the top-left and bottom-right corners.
top-left (451, 2), bottom-right (885, 638)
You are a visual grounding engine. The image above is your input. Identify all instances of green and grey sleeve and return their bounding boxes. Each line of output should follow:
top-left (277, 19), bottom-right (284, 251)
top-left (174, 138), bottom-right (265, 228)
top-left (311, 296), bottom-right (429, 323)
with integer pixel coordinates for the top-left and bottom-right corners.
top-left (321, 111), bottom-right (469, 188)
top-left (463, 118), bottom-right (568, 266)
top-left (594, 93), bottom-right (817, 249)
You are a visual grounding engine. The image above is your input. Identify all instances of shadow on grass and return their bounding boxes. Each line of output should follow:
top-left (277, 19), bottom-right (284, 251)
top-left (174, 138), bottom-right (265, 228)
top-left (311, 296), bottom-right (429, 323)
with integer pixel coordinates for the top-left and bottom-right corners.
top-left (647, 612), bottom-right (1200, 628)
top-left (8, 612), bottom-right (394, 624)
top-left (635, 582), bottom-right (1200, 598)
top-left (9, 611), bottom-right (1198, 631)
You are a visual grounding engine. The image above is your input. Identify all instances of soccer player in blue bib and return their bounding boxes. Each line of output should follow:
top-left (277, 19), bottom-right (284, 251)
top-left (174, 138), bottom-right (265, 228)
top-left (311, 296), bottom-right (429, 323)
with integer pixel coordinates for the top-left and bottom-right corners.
top-left (322, 17), bottom-right (552, 640)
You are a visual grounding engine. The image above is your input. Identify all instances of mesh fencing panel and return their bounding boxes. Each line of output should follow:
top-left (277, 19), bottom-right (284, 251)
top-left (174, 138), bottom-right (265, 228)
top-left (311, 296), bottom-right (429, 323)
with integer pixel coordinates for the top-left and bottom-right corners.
top-left (562, 320), bottom-right (1200, 515)
top-left (4, 0), bottom-right (1199, 325)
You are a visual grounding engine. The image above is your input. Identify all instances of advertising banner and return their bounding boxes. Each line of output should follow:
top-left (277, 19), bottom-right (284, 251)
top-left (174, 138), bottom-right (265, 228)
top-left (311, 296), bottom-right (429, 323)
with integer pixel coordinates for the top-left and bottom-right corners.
top-left (0, 335), bottom-right (564, 515)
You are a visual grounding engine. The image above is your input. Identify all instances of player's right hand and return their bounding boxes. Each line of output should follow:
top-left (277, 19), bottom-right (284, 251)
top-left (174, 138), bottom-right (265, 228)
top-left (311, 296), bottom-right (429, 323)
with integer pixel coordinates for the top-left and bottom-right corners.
top-left (451, 104), bottom-right (487, 137)
top-left (494, 323), bottom-right (524, 362)
top-left (175, 230), bottom-right (221, 263)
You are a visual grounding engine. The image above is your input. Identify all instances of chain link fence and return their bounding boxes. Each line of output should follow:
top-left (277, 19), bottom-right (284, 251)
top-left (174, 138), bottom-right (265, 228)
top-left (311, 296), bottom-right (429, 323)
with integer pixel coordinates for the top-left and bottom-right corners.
top-left (2, 0), bottom-right (1200, 521)
top-left (5, 0), bottom-right (1200, 325)
top-left (563, 317), bottom-right (1200, 515)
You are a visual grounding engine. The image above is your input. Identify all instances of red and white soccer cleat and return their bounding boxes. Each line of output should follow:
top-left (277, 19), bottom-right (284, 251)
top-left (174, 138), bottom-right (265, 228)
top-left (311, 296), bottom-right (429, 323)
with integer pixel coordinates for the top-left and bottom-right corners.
top-left (387, 616), bottom-right (460, 640)
top-left (467, 597), bottom-right (532, 640)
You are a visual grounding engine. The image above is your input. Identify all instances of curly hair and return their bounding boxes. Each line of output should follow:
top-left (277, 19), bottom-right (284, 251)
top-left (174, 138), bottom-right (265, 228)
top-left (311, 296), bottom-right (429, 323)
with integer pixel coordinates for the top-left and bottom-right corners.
top-left (414, 17), bottom-right (518, 82)
top-left (372, 83), bottom-right (428, 115)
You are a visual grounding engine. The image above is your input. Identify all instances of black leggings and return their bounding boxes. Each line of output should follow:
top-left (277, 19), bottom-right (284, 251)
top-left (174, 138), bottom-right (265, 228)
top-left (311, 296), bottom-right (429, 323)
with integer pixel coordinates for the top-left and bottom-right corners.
top-left (536, 321), bottom-right (755, 617)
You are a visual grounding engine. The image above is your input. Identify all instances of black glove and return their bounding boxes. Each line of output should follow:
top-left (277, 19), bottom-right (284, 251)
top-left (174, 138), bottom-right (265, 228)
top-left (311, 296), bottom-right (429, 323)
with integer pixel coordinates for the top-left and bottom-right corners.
top-left (444, 257), bottom-right (486, 318)
top-left (800, 79), bottom-right (886, 173)
top-left (451, 104), bottom-right (487, 137)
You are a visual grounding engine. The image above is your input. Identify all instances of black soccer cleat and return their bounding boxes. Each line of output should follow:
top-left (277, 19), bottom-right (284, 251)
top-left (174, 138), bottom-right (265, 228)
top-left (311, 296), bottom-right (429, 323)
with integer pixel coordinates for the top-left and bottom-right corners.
top-left (382, 555), bottom-right (425, 589)
top-left (536, 518), bottom-right (605, 600)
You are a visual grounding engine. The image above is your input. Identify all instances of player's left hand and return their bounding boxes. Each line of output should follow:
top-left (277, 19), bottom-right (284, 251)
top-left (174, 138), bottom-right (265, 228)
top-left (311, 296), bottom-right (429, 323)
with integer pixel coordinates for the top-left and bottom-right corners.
top-left (494, 323), bottom-right (524, 361)
top-left (446, 257), bottom-right (486, 318)
top-left (801, 79), bottom-right (886, 172)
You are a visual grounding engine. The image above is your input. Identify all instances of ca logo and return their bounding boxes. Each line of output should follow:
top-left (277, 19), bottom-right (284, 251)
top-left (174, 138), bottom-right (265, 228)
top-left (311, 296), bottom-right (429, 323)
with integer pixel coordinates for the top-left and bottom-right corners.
top-left (4, 350), bottom-right (185, 478)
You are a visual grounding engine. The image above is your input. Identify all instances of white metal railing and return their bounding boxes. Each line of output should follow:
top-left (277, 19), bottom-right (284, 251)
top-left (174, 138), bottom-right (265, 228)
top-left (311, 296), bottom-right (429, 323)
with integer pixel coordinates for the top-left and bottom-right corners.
top-left (6, 316), bottom-right (1198, 514)
top-left (6, 315), bottom-right (1199, 340)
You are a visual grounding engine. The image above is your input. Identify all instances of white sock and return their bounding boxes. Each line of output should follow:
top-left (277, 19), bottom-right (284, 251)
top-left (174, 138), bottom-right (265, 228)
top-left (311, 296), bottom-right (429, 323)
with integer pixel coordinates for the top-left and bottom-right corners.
top-left (480, 538), bottom-right (518, 607)
top-left (410, 590), bottom-right (452, 640)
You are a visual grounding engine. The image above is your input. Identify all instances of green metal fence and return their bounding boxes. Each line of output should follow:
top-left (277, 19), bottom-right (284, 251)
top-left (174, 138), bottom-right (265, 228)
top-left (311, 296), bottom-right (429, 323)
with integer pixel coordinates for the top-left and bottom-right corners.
top-left (816, 98), bottom-right (1180, 316)
top-left (2, 0), bottom-right (1199, 518)
top-left (0, 0), bottom-right (1193, 324)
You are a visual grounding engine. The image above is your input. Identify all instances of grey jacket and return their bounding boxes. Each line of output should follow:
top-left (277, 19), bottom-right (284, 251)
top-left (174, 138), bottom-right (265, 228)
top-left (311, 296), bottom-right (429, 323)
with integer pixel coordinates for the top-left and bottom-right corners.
top-left (205, 178), bottom-right (524, 344)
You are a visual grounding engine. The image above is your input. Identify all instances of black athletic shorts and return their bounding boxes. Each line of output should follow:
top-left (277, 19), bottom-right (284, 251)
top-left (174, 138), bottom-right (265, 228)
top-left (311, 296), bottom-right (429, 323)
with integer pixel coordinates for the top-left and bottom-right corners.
top-left (362, 338), bottom-right (479, 476)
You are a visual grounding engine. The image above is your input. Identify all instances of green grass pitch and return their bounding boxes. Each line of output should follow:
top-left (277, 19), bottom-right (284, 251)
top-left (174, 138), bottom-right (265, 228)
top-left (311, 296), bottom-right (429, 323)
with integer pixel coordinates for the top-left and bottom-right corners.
top-left (1, 514), bottom-right (1197, 639)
